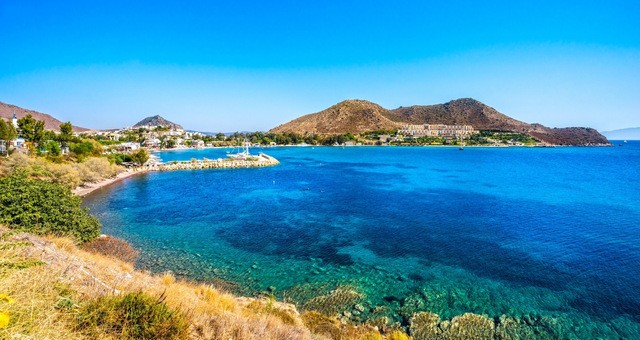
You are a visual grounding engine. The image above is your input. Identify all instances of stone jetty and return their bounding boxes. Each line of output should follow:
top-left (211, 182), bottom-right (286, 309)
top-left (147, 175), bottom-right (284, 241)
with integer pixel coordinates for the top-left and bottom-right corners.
top-left (147, 153), bottom-right (279, 172)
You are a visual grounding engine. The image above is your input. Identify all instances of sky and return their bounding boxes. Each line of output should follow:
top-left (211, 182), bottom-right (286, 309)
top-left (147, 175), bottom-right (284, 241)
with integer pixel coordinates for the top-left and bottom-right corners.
top-left (1, 0), bottom-right (639, 132)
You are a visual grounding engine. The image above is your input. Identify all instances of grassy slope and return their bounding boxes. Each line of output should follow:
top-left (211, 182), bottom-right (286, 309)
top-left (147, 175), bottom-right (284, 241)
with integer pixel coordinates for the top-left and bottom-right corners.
top-left (0, 228), bottom-right (391, 339)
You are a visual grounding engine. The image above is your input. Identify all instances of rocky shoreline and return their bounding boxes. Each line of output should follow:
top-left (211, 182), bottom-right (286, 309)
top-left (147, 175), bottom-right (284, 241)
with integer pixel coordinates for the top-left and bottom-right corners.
top-left (151, 153), bottom-right (279, 171)
top-left (73, 154), bottom-right (279, 197)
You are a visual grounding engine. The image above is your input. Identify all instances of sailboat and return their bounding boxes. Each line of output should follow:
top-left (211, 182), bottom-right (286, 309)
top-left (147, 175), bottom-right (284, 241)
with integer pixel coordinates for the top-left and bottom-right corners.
top-left (227, 140), bottom-right (251, 160)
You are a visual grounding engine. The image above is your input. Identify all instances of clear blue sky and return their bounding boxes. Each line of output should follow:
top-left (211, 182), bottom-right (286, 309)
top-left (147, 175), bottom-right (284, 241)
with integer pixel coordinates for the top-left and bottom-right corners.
top-left (1, 0), bottom-right (639, 132)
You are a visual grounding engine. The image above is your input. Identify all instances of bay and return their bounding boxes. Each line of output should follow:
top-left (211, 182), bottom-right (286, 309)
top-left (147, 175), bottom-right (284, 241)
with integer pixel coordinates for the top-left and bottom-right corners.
top-left (84, 143), bottom-right (640, 337)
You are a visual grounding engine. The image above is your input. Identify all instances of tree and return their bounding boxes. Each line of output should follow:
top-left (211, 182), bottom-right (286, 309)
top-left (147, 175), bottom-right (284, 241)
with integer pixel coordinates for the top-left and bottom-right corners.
top-left (0, 119), bottom-right (17, 142)
top-left (17, 114), bottom-right (45, 146)
top-left (59, 121), bottom-right (74, 144)
top-left (71, 141), bottom-right (95, 160)
top-left (131, 148), bottom-right (149, 165)
top-left (44, 140), bottom-right (61, 156)
top-left (70, 139), bottom-right (103, 160)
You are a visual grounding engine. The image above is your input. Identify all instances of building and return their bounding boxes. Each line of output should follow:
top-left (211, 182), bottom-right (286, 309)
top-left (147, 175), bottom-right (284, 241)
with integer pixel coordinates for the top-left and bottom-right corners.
top-left (143, 138), bottom-right (161, 148)
top-left (117, 142), bottom-right (141, 152)
top-left (398, 124), bottom-right (477, 139)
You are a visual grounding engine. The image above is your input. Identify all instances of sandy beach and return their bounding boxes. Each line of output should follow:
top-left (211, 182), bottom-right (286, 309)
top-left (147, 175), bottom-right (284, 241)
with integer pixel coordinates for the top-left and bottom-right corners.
top-left (73, 169), bottom-right (149, 197)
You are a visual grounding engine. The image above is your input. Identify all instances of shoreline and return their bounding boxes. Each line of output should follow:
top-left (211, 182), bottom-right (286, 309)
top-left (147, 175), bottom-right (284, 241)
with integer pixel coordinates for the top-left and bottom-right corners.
top-left (149, 143), bottom-right (612, 153)
top-left (74, 154), bottom-right (279, 197)
top-left (73, 168), bottom-right (149, 197)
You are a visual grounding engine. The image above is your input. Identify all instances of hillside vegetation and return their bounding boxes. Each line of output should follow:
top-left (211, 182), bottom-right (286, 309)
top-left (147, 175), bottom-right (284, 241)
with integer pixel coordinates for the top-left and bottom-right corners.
top-left (270, 98), bottom-right (609, 146)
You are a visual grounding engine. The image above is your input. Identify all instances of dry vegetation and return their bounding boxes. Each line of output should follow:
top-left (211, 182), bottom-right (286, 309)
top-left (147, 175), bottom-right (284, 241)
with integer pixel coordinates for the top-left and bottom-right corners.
top-left (80, 235), bottom-right (139, 263)
top-left (0, 153), bottom-right (123, 189)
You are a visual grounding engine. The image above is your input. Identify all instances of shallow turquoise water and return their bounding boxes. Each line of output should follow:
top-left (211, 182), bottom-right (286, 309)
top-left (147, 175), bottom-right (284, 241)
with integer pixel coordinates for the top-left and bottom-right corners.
top-left (84, 143), bottom-right (640, 337)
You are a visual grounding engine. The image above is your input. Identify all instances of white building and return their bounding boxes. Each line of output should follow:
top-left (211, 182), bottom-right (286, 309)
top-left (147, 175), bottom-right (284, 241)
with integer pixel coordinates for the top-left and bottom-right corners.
top-left (399, 124), bottom-right (477, 139)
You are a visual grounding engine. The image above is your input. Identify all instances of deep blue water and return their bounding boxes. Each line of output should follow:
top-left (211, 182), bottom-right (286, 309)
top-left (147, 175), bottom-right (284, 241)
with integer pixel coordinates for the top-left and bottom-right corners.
top-left (84, 143), bottom-right (640, 337)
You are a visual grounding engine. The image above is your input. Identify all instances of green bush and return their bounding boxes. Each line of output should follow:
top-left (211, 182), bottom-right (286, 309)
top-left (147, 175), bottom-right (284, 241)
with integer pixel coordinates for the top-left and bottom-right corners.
top-left (0, 173), bottom-right (101, 243)
top-left (131, 148), bottom-right (149, 165)
top-left (75, 292), bottom-right (189, 339)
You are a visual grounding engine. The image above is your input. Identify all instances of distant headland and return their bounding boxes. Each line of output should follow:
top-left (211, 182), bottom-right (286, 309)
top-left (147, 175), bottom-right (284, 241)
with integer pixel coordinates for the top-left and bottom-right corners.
top-left (270, 98), bottom-right (610, 146)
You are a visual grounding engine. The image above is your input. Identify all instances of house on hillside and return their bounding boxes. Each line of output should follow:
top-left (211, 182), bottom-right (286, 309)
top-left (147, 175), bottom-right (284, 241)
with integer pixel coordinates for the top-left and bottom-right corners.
top-left (0, 112), bottom-right (28, 153)
top-left (117, 142), bottom-right (140, 152)
top-left (143, 138), bottom-right (161, 148)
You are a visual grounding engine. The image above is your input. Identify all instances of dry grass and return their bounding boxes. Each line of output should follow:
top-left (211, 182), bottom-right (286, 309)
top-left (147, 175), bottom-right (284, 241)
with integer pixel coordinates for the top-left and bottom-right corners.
top-left (0, 153), bottom-right (124, 189)
top-left (80, 235), bottom-right (139, 263)
top-left (0, 234), bottom-right (84, 339)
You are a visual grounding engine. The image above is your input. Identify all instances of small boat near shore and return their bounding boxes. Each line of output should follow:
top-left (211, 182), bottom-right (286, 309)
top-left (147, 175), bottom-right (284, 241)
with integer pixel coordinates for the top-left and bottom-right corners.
top-left (227, 140), bottom-right (252, 160)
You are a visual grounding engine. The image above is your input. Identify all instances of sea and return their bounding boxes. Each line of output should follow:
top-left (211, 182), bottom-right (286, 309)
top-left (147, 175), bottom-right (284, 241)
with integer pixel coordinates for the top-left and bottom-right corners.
top-left (83, 142), bottom-right (640, 338)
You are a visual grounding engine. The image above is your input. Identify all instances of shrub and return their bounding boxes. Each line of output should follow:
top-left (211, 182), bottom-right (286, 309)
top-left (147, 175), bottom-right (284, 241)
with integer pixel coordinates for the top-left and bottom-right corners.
top-left (43, 141), bottom-right (61, 156)
top-left (47, 163), bottom-right (82, 189)
top-left (0, 173), bottom-right (101, 243)
top-left (387, 330), bottom-right (411, 340)
top-left (0, 153), bottom-right (122, 189)
top-left (301, 311), bottom-right (342, 339)
top-left (107, 153), bottom-right (132, 165)
top-left (131, 148), bottom-right (149, 165)
top-left (244, 299), bottom-right (298, 326)
top-left (80, 236), bottom-right (139, 263)
top-left (83, 157), bottom-right (118, 178)
top-left (75, 157), bottom-right (120, 184)
top-left (0, 153), bottom-right (32, 176)
top-left (70, 139), bottom-right (103, 160)
top-left (75, 292), bottom-right (189, 339)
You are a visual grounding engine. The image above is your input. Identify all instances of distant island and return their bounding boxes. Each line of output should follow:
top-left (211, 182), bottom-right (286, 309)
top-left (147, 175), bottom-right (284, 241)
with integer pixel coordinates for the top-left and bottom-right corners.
top-left (601, 127), bottom-right (640, 141)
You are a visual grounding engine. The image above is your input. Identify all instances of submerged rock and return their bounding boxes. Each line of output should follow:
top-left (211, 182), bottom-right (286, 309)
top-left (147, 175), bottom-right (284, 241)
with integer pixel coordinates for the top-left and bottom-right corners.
top-left (410, 312), bottom-right (442, 339)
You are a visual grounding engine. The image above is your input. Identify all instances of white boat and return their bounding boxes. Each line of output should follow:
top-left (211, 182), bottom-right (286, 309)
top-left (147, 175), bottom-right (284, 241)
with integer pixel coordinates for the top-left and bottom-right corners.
top-left (227, 140), bottom-right (251, 160)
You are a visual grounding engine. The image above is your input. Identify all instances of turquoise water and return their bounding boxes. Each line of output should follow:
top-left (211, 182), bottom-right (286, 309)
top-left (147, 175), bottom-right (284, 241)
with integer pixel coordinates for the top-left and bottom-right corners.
top-left (84, 143), bottom-right (640, 337)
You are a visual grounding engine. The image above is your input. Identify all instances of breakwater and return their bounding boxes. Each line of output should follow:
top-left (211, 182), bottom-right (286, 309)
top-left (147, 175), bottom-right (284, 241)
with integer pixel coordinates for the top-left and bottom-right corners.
top-left (148, 153), bottom-right (279, 171)
top-left (75, 154), bottom-right (279, 197)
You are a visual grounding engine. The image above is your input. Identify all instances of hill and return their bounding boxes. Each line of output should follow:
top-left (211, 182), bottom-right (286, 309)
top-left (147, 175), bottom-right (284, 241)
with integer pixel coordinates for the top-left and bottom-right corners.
top-left (270, 98), bottom-right (610, 146)
top-left (385, 98), bottom-right (528, 131)
top-left (601, 127), bottom-right (640, 140)
top-left (270, 100), bottom-right (400, 135)
top-left (0, 101), bottom-right (89, 132)
top-left (133, 115), bottom-right (183, 130)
